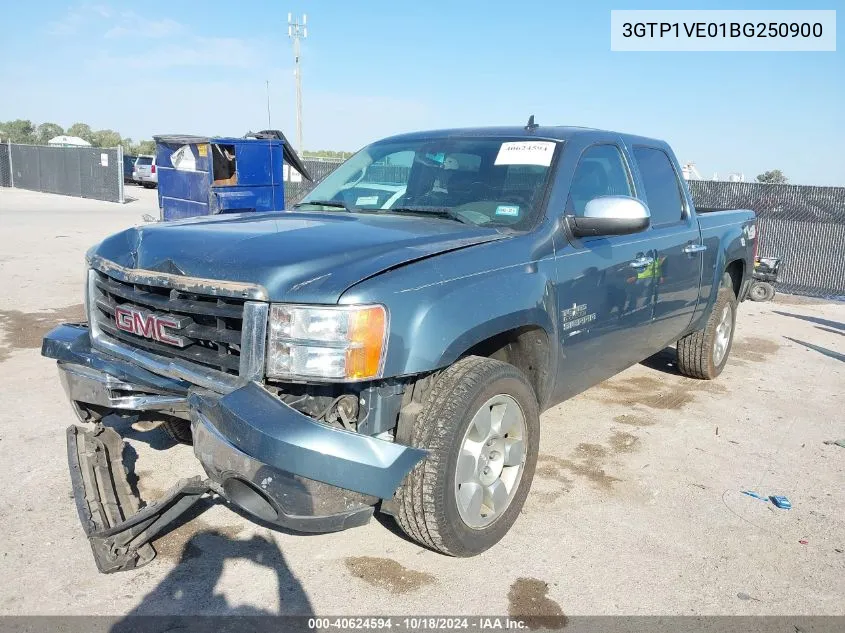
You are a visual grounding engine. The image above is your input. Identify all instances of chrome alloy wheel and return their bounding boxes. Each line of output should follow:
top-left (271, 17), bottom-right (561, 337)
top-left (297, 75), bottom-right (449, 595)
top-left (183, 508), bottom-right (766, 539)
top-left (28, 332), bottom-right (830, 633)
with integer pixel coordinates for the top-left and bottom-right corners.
top-left (712, 303), bottom-right (733, 366)
top-left (454, 394), bottom-right (527, 529)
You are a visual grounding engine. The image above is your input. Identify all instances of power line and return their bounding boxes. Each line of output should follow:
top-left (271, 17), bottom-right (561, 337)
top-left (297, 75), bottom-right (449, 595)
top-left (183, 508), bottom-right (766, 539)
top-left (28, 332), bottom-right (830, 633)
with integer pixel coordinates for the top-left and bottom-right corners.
top-left (288, 12), bottom-right (307, 154)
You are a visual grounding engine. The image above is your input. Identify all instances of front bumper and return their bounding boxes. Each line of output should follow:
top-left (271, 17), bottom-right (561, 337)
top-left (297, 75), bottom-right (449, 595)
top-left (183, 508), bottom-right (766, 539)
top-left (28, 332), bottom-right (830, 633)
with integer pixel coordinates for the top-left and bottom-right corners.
top-left (43, 324), bottom-right (425, 568)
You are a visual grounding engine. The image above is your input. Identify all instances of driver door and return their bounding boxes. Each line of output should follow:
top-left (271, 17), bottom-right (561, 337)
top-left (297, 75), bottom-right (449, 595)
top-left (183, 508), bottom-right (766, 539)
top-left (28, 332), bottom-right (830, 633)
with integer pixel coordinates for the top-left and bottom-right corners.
top-left (552, 143), bottom-right (657, 399)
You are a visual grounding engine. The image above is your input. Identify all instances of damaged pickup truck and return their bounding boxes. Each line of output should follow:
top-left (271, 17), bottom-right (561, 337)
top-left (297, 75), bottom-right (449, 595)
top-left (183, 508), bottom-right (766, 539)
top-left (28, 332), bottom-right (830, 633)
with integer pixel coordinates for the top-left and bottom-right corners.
top-left (43, 124), bottom-right (756, 572)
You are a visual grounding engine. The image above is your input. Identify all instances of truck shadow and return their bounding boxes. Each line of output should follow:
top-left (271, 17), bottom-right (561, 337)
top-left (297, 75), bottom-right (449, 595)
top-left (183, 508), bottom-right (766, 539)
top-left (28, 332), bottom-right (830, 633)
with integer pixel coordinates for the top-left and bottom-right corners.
top-left (784, 337), bottom-right (845, 363)
top-left (638, 346), bottom-right (681, 376)
top-left (109, 530), bottom-right (314, 631)
top-left (773, 310), bottom-right (845, 331)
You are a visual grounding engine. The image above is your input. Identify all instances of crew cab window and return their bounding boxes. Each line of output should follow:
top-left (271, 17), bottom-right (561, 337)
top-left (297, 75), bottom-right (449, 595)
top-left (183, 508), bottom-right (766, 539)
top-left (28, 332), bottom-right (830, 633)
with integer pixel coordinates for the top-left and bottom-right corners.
top-left (568, 145), bottom-right (632, 215)
top-left (633, 147), bottom-right (685, 226)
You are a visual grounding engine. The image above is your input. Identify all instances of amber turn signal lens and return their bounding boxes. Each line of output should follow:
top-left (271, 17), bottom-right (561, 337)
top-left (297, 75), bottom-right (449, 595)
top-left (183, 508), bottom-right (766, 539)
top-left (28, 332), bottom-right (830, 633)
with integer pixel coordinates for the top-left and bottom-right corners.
top-left (346, 306), bottom-right (386, 380)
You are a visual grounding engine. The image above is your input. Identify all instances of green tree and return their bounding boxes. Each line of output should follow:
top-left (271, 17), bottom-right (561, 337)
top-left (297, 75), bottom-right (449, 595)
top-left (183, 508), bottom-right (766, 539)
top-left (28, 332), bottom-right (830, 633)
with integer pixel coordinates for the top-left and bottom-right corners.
top-left (66, 122), bottom-right (94, 144)
top-left (91, 129), bottom-right (122, 148)
top-left (0, 119), bottom-right (36, 143)
top-left (756, 169), bottom-right (788, 184)
top-left (35, 122), bottom-right (65, 145)
top-left (132, 140), bottom-right (156, 155)
top-left (302, 149), bottom-right (353, 160)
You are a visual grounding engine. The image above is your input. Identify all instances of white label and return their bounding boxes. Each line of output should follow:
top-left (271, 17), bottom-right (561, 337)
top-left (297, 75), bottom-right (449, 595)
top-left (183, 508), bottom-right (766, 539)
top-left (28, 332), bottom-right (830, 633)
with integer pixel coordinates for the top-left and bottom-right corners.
top-left (100, 153), bottom-right (108, 167)
top-left (495, 205), bottom-right (520, 217)
top-left (356, 195), bottom-right (380, 206)
top-left (611, 10), bottom-right (836, 52)
top-left (494, 141), bottom-right (555, 167)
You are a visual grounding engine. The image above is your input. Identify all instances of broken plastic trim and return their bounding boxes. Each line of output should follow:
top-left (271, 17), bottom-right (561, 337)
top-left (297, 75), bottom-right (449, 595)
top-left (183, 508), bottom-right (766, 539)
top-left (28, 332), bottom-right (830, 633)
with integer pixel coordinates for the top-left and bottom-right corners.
top-left (66, 424), bottom-right (212, 573)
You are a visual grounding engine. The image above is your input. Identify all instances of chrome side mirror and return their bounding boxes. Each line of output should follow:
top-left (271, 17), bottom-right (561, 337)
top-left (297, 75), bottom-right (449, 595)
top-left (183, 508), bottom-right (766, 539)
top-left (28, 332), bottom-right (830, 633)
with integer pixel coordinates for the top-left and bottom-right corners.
top-left (569, 196), bottom-right (651, 238)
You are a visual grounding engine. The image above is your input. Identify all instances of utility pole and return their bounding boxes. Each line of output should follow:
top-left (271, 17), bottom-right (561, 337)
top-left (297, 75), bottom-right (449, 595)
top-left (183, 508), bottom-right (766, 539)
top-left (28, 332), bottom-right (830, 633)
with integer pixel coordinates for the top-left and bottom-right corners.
top-left (288, 13), bottom-right (307, 154)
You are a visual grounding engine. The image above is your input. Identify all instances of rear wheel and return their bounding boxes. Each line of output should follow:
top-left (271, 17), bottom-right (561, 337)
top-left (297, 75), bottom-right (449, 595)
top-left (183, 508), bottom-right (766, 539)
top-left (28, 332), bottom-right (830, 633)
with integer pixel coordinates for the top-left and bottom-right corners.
top-left (677, 285), bottom-right (737, 380)
top-left (749, 281), bottom-right (775, 302)
top-left (395, 356), bottom-right (539, 556)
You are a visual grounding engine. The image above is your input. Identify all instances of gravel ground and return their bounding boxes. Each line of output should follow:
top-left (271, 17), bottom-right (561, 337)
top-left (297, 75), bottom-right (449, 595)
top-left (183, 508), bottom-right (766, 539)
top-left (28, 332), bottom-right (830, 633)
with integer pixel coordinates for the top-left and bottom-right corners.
top-left (0, 187), bottom-right (843, 618)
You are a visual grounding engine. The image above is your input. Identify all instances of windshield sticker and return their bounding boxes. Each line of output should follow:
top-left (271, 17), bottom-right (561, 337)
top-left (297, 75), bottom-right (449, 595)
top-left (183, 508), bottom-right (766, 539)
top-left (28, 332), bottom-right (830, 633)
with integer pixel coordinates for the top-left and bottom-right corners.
top-left (495, 205), bottom-right (520, 217)
top-left (355, 195), bottom-right (380, 206)
top-left (494, 141), bottom-right (555, 167)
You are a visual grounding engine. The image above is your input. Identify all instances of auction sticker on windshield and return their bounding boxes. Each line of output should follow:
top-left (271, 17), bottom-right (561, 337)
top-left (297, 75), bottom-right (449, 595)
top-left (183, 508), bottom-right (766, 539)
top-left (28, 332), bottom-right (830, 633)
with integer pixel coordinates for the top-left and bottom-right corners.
top-left (494, 141), bottom-right (556, 166)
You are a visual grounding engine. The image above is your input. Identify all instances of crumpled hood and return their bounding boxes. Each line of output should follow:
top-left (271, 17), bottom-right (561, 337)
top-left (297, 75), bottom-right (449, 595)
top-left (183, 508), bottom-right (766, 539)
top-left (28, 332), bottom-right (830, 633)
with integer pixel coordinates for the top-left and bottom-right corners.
top-left (93, 211), bottom-right (507, 303)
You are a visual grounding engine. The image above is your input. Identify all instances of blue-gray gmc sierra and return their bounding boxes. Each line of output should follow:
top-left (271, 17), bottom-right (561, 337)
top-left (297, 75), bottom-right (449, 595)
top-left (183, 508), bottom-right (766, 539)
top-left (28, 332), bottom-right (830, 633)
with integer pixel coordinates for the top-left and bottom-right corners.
top-left (42, 125), bottom-right (756, 572)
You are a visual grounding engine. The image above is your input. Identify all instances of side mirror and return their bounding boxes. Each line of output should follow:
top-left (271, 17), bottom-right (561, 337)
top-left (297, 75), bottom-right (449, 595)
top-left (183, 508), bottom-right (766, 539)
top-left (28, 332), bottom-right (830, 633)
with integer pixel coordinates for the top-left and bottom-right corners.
top-left (569, 196), bottom-right (650, 238)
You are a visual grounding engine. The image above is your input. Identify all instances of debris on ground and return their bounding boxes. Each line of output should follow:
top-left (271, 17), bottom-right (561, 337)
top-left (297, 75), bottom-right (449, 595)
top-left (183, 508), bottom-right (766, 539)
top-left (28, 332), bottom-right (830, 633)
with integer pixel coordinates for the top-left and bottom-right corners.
top-left (823, 439), bottom-right (845, 448)
top-left (770, 495), bottom-right (792, 509)
top-left (741, 490), bottom-right (767, 501)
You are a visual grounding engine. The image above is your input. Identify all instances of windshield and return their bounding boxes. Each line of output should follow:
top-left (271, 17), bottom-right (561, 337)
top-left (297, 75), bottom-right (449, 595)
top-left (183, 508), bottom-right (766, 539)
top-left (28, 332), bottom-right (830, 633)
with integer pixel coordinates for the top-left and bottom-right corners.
top-left (136, 157), bottom-right (153, 166)
top-left (297, 137), bottom-right (560, 230)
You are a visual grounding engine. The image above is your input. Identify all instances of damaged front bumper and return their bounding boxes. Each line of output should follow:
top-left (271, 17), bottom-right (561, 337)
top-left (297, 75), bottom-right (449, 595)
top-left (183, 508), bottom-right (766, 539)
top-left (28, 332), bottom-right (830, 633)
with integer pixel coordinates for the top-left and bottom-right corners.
top-left (44, 324), bottom-right (425, 572)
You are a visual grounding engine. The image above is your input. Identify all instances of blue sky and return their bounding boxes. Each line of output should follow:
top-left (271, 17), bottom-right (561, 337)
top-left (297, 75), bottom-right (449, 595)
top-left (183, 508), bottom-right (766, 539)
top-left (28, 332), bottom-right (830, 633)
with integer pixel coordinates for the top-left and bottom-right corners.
top-left (1, 0), bottom-right (842, 185)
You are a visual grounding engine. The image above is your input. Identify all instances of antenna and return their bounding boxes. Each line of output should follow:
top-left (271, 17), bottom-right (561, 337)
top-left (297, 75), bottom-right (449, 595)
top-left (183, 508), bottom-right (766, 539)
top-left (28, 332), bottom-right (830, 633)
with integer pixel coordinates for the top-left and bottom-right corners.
top-left (525, 114), bottom-right (538, 132)
top-left (266, 79), bottom-right (277, 210)
top-left (288, 12), bottom-right (308, 153)
top-left (266, 79), bottom-right (272, 128)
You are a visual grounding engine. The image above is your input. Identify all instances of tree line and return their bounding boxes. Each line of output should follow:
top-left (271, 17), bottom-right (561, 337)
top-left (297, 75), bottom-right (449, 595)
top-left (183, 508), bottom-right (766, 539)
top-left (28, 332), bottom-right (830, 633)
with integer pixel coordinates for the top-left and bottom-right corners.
top-left (0, 119), bottom-right (156, 155)
top-left (302, 149), bottom-right (354, 160)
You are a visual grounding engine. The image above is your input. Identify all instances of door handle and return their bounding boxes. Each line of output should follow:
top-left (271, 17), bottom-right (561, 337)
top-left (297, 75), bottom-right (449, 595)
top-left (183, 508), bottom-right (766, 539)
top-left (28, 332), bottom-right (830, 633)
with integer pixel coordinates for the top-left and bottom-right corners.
top-left (629, 256), bottom-right (654, 269)
top-left (683, 244), bottom-right (707, 254)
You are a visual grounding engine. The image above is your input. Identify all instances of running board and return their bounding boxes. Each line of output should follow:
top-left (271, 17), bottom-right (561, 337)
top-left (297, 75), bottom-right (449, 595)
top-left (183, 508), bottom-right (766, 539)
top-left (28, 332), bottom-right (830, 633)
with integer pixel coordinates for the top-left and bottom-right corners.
top-left (66, 424), bottom-right (212, 573)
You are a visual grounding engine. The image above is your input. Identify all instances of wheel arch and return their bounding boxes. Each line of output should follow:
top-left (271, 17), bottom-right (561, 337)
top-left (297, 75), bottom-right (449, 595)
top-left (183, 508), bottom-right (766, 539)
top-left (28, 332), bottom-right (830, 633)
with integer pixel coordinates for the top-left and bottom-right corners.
top-left (724, 258), bottom-right (745, 298)
top-left (459, 324), bottom-right (553, 408)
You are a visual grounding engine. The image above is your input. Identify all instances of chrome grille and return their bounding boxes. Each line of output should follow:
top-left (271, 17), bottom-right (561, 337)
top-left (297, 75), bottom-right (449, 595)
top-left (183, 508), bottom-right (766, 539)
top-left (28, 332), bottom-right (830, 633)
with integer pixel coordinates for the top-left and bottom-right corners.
top-left (90, 270), bottom-right (247, 376)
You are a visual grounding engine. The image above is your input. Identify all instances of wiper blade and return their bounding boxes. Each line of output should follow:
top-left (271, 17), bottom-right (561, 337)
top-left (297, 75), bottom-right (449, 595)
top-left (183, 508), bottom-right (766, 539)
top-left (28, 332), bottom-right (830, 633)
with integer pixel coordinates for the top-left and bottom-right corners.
top-left (385, 206), bottom-right (469, 224)
top-left (294, 200), bottom-right (352, 212)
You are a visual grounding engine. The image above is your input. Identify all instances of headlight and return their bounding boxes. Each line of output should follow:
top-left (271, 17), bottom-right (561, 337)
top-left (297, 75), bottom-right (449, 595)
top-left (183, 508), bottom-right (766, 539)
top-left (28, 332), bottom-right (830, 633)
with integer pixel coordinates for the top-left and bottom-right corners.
top-left (266, 304), bottom-right (387, 381)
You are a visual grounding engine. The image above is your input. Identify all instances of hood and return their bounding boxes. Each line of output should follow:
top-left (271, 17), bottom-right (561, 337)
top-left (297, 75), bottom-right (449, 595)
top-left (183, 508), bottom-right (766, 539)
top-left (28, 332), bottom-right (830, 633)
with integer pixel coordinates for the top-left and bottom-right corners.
top-left (93, 211), bottom-right (507, 303)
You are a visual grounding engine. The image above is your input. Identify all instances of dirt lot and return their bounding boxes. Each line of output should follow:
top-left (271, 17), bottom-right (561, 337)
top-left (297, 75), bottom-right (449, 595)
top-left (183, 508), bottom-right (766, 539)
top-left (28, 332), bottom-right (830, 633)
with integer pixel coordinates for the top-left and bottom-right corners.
top-left (0, 187), bottom-right (843, 617)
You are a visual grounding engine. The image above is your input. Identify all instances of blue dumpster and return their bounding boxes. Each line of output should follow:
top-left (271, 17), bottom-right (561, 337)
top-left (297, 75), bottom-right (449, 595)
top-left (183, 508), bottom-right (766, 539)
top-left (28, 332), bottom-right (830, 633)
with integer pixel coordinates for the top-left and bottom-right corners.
top-left (154, 131), bottom-right (311, 221)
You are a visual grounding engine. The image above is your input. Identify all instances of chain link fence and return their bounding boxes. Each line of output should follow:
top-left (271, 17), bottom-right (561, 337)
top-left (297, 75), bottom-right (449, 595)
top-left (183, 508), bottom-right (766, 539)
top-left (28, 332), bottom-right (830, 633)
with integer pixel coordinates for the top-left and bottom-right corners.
top-left (0, 143), bottom-right (124, 202)
top-left (0, 142), bottom-right (10, 187)
top-left (284, 157), bottom-right (344, 207)
top-left (688, 180), bottom-right (845, 299)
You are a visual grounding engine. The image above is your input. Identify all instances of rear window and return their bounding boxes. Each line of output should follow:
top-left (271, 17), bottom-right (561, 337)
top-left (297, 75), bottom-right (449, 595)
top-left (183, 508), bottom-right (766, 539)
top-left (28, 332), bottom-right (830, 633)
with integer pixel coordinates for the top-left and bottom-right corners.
top-left (633, 147), bottom-right (684, 226)
top-left (136, 157), bottom-right (153, 166)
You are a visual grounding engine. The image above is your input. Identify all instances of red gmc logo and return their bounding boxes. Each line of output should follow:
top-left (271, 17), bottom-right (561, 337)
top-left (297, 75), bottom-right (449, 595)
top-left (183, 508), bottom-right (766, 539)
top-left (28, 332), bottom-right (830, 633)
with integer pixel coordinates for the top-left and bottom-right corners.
top-left (114, 306), bottom-right (189, 347)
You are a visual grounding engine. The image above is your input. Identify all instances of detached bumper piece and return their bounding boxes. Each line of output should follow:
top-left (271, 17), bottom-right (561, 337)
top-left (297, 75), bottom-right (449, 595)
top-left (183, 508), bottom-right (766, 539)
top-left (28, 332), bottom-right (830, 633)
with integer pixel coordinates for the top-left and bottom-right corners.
top-left (46, 323), bottom-right (428, 571)
top-left (67, 424), bottom-right (211, 573)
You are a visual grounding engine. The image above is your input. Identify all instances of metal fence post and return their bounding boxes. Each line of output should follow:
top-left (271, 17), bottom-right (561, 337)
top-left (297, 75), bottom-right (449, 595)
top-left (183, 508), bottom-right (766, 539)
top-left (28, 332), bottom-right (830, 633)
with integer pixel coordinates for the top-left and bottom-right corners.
top-left (117, 145), bottom-right (125, 203)
top-left (8, 139), bottom-right (14, 188)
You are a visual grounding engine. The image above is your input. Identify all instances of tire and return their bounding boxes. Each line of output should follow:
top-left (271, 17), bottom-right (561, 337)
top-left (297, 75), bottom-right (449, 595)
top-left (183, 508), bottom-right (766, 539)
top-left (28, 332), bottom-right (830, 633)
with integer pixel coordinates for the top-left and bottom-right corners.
top-left (677, 285), bottom-right (737, 380)
top-left (162, 418), bottom-right (193, 445)
top-left (749, 281), bottom-right (775, 302)
top-left (395, 356), bottom-right (539, 557)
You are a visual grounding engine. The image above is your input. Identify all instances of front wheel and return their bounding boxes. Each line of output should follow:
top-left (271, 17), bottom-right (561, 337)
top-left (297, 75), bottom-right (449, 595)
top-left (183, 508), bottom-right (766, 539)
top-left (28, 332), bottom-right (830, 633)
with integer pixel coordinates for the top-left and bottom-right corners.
top-left (395, 356), bottom-right (539, 556)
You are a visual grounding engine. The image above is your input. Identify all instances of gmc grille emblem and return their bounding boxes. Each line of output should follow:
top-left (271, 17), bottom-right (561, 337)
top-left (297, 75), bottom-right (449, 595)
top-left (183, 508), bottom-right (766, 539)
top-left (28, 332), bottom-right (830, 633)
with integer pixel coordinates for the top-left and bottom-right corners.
top-left (114, 306), bottom-right (191, 347)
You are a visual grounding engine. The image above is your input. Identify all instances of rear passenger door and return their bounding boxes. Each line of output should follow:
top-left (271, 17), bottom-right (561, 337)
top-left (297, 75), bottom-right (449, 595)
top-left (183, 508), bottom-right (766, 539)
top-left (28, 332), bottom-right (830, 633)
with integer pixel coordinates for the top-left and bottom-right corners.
top-left (631, 146), bottom-right (702, 350)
